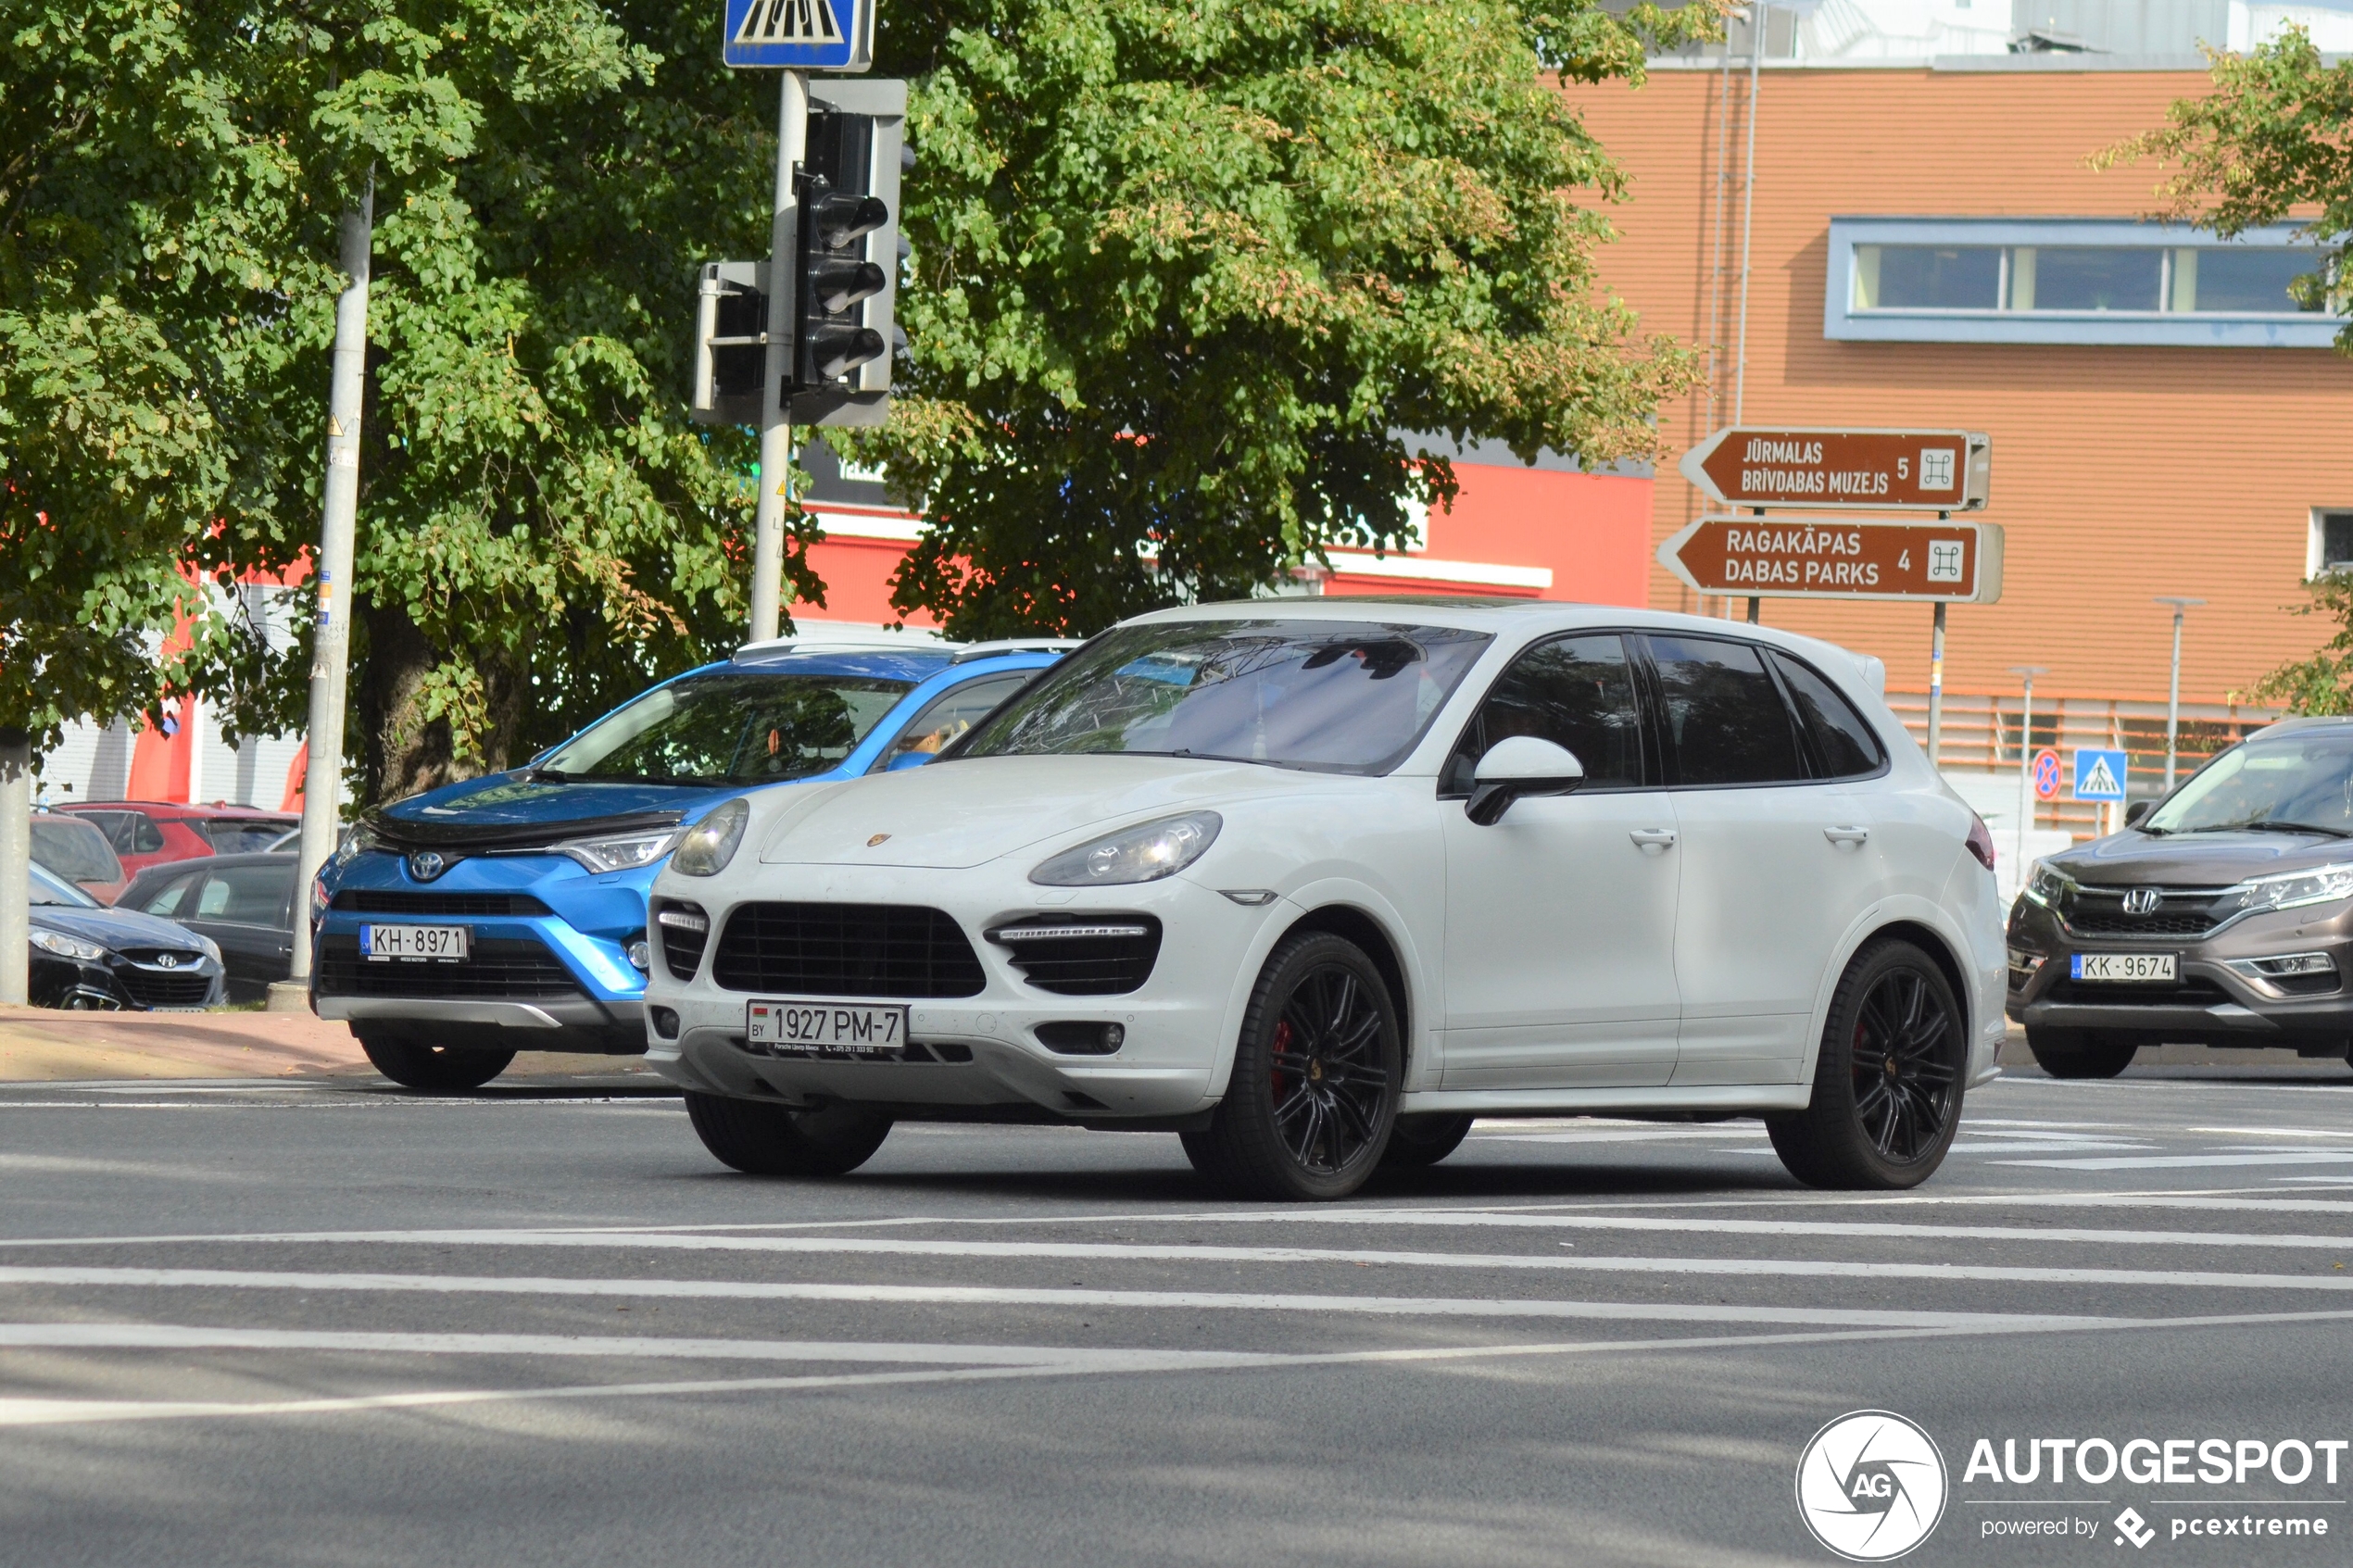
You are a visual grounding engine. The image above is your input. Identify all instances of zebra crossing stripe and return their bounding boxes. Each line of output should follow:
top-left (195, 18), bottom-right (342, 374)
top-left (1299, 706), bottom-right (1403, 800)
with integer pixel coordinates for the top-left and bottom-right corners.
top-left (735, 0), bottom-right (840, 44)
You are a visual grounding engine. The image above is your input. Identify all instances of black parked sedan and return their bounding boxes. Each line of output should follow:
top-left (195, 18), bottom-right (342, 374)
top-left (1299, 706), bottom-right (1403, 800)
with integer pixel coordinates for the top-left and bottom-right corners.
top-left (119, 852), bottom-right (296, 1003)
top-left (28, 865), bottom-right (224, 1010)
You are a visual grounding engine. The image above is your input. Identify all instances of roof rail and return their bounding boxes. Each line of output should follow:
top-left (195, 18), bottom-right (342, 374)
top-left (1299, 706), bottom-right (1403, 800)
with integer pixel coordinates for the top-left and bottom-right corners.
top-left (950, 637), bottom-right (1086, 663)
top-left (735, 624), bottom-right (956, 659)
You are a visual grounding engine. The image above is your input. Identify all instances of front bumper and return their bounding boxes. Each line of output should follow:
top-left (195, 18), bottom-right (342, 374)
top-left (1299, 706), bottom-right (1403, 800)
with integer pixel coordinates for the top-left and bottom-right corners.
top-left (645, 866), bottom-right (1272, 1123)
top-left (312, 850), bottom-right (655, 1054)
top-left (2007, 897), bottom-right (2353, 1051)
top-left (30, 949), bottom-right (223, 1011)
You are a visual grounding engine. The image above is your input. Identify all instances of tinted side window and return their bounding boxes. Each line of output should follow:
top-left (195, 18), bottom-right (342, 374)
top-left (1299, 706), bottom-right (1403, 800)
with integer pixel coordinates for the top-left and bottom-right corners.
top-left (1646, 635), bottom-right (1806, 786)
top-left (1768, 651), bottom-right (1885, 779)
top-left (1444, 634), bottom-right (1644, 793)
top-left (139, 871), bottom-right (205, 918)
top-left (130, 814), bottom-right (167, 853)
top-left (195, 864), bottom-right (291, 924)
top-left (872, 673), bottom-right (1033, 771)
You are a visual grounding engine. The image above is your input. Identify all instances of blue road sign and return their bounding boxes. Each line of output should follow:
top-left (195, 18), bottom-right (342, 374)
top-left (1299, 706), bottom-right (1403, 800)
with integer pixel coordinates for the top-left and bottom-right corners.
top-left (725, 0), bottom-right (872, 70)
top-left (2072, 747), bottom-right (2128, 803)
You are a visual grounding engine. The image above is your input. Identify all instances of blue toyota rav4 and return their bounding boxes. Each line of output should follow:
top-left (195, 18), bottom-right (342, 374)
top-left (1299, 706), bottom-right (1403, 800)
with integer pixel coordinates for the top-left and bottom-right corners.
top-left (312, 635), bottom-right (1066, 1089)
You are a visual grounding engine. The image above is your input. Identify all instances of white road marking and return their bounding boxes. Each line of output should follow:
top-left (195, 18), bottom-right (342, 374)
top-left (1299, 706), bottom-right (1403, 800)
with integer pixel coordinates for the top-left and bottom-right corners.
top-left (0, 1323), bottom-right (1265, 1369)
top-left (1993, 1152), bottom-right (2353, 1172)
top-left (0, 1265), bottom-right (2120, 1327)
top-left (16, 1305), bottom-right (2353, 1428)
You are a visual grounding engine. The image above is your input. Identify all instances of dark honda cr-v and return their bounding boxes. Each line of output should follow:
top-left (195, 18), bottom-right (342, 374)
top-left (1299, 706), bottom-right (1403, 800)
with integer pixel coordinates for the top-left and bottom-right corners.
top-left (2008, 716), bottom-right (2353, 1077)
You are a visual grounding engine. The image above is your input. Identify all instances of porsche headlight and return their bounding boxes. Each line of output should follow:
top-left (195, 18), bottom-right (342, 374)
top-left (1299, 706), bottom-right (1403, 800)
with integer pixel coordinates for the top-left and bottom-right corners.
top-left (2022, 861), bottom-right (2072, 909)
top-left (31, 930), bottom-right (107, 962)
top-left (557, 828), bottom-right (679, 874)
top-left (671, 797), bottom-right (749, 879)
top-left (2221, 861), bottom-right (2353, 919)
top-left (1030, 812), bottom-right (1222, 887)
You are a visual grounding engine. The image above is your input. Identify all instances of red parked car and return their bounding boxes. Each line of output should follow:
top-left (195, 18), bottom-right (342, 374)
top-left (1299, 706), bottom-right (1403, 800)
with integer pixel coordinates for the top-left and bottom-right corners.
top-left (56, 802), bottom-right (300, 886)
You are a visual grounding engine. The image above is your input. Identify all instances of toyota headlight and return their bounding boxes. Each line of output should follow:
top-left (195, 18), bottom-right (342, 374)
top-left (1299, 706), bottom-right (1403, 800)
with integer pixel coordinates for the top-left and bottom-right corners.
top-left (2221, 861), bottom-right (2353, 919)
top-left (31, 929), bottom-right (107, 963)
top-left (2022, 861), bottom-right (2072, 909)
top-left (330, 822), bottom-right (379, 870)
top-left (671, 797), bottom-right (749, 878)
top-left (1030, 811), bottom-right (1222, 886)
top-left (557, 828), bottom-right (679, 874)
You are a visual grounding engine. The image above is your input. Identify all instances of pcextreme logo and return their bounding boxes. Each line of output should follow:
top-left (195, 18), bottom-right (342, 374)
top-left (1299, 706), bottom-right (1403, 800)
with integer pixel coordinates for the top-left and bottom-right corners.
top-left (1796, 1410), bottom-right (1951, 1562)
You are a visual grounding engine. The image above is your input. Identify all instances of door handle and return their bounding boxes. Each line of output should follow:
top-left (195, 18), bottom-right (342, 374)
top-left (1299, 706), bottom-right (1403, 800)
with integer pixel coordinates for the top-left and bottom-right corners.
top-left (1824, 825), bottom-right (1871, 847)
top-left (1629, 828), bottom-right (1678, 855)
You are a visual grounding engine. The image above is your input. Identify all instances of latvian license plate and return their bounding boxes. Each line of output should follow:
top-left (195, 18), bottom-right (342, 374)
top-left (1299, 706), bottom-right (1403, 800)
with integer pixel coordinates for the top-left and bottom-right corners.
top-left (2071, 952), bottom-right (2176, 983)
top-left (360, 923), bottom-right (470, 962)
top-left (748, 999), bottom-right (909, 1055)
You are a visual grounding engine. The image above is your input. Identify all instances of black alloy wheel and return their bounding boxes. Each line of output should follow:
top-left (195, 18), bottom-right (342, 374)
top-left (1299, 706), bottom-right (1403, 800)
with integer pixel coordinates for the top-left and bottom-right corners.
top-left (1768, 939), bottom-right (1966, 1189)
top-left (1182, 931), bottom-right (1403, 1201)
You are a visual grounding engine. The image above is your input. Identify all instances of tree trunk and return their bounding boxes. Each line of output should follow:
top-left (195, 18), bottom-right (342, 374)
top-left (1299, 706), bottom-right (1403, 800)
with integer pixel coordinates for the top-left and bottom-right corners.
top-left (354, 593), bottom-right (451, 808)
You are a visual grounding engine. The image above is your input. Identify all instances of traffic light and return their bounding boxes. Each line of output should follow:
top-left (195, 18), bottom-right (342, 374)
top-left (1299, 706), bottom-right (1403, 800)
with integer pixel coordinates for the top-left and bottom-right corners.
top-left (789, 78), bottom-right (904, 427)
top-left (690, 260), bottom-right (767, 427)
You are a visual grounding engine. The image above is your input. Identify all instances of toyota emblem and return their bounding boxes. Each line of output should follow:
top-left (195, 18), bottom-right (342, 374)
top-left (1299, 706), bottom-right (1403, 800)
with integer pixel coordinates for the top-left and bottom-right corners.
top-left (2121, 887), bottom-right (2162, 915)
top-left (408, 851), bottom-right (448, 882)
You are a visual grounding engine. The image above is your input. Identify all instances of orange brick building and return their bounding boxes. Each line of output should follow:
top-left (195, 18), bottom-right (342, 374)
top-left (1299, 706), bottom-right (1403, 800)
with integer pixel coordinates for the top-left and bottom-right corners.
top-left (1569, 56), bottom-right (2353, 710)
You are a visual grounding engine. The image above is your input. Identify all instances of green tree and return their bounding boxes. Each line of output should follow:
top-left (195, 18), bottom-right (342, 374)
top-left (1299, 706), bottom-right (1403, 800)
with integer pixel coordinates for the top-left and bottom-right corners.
top-left (5, 0), bottom-right (816, 803)
top-left (2100, 31), bottom-right (2353, 711)
top-left (856, 0), bottom-right (1714, 637)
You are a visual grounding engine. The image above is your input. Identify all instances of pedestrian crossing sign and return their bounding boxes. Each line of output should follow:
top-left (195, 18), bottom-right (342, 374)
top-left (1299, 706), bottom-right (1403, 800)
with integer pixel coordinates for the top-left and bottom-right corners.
top-left (724, 0), bottom-right (871, 69)
top-left (2072, 747), bottom-right (2128, 803)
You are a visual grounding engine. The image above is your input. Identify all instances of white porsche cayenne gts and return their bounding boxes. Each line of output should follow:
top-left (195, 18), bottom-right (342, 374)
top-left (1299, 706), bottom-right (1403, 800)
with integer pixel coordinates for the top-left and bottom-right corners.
top-left (643, 599), bottom-right (2006, 1200)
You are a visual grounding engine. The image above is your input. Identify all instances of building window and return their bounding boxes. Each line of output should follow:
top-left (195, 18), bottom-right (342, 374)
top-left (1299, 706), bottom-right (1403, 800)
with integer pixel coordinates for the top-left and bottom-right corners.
top-left (1828, 219), bottom-right (2346, 347)
top-left (2313, 510), bottom-right (2353, 577)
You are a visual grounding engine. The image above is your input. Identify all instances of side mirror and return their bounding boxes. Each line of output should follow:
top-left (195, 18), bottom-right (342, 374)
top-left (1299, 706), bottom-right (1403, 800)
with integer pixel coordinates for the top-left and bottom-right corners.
top-left (2125, 800), bottom-right (2151, 828)
top-left (1466, 736), bottom-right (1585, 826)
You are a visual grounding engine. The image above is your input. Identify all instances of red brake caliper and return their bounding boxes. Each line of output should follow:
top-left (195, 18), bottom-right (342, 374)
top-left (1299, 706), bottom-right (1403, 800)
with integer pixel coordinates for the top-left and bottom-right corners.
top-left (1271, 1019), bottom-right (1293, 1098)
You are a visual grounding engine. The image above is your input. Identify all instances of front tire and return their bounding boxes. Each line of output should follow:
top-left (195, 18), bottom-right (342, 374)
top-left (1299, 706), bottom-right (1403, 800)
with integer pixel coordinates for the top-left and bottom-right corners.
top-left (684, 1092), bottom-right (893, 1177)
top-left (2026, 1027), bottom-right (2138, 1079)
top-left (1380, 1113), bottom-right (1474, 1169)
top-left (1182, 932), bottom-right (1403, 1201)
top-left (1768, 939), bottom-right (1966, 1190)
top-left (358, 1031), bottom-right (515, 1091)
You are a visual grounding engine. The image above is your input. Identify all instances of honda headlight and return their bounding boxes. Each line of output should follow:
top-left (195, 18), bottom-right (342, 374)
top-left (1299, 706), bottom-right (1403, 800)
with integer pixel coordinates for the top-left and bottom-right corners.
top-left (2221, 862), bottom-right (2353, 919)
top-left (2022, 861), bottom-right (2072, 909)
top-left (671, 797), bottom-right (749, 878)
top-left (1030, 812), bottom-right (1222, 886)
top-left (558, 828), bottom-right (679, 874)
top-left (31, 930), bottom-right (107, 962)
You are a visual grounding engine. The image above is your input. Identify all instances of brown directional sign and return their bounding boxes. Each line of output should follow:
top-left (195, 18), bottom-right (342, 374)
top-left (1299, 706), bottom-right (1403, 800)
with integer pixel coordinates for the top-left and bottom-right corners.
top-left (1679, 427), bottom-right (1991, 511)
top-left (1657, 516), bottom-right (2005, 603)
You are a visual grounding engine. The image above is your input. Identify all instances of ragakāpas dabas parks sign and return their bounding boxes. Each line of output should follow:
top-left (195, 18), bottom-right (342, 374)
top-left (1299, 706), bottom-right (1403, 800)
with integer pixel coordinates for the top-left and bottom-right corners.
top-left (1657, 516), bottom-right (2005, 603)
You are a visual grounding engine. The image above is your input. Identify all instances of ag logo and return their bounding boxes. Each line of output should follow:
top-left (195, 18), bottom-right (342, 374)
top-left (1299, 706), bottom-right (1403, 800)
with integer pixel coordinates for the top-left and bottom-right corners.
top-left (1794, 1410), bottom-right (1947, 1562)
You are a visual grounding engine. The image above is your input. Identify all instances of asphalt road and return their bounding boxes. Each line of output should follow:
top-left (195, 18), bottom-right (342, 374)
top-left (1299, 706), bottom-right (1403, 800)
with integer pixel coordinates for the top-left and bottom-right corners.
top-left (6, 1058), bottom-right (2353, 1567)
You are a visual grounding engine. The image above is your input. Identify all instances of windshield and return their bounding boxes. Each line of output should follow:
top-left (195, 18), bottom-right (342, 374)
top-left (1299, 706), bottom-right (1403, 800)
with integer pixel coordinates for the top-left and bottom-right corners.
top-left (31, 864), bottom-right (100, 908)
top-left (536, 672), bottom-right (915, 785)
top-left (2145, 730), bottom-right (2353, 835)
top-left (31, 818), bottom-right (123, 884)
top-left (957, 619), bottom-right (1493, 774)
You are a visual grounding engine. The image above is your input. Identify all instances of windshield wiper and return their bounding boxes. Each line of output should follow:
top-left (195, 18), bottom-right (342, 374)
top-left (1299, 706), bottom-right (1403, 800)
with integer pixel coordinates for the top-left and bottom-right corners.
top-left (516, 766), bottom-right (569, 783)
top-left (2201, 819), bottom-right (2353, 839)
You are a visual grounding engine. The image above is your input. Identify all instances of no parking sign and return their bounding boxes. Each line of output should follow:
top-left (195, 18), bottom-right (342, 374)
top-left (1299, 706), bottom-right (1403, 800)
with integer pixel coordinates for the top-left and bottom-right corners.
top-left (2032, 748), bottom-right (2062, 800)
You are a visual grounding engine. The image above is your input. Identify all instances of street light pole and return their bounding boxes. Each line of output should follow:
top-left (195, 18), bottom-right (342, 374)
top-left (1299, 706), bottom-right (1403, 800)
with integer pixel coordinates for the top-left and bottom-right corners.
top-left (2155, 596), bottom-right (2205, 792)
top-left (0, 727), bottom-right (27, 1005)
top-left (283, 183), bottom-right (374, 1003)
top-left (2010, 665), bottom-right (2049, 886)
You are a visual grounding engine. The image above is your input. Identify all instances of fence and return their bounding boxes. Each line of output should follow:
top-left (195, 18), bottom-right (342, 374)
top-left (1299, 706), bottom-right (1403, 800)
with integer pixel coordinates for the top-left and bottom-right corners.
top-left (1885, 690), bottom-right (2279, 841)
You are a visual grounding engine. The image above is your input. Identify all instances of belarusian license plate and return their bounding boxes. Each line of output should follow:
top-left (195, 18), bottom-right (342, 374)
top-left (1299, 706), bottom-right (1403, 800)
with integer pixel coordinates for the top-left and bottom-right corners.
top-left (2071, 952), bottom-right (2176, 982)
top-left (747, 999), bottom-right (909, 1055)
top-left (360, 923), bottom-right (470, 961)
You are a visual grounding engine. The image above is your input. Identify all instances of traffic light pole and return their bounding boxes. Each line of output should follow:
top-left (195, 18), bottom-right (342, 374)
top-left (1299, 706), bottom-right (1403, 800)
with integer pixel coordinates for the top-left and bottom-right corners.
top-left (283, 185), bottom-right (373, 1001)
top-left (749, 69), bottom-right (809, 646)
